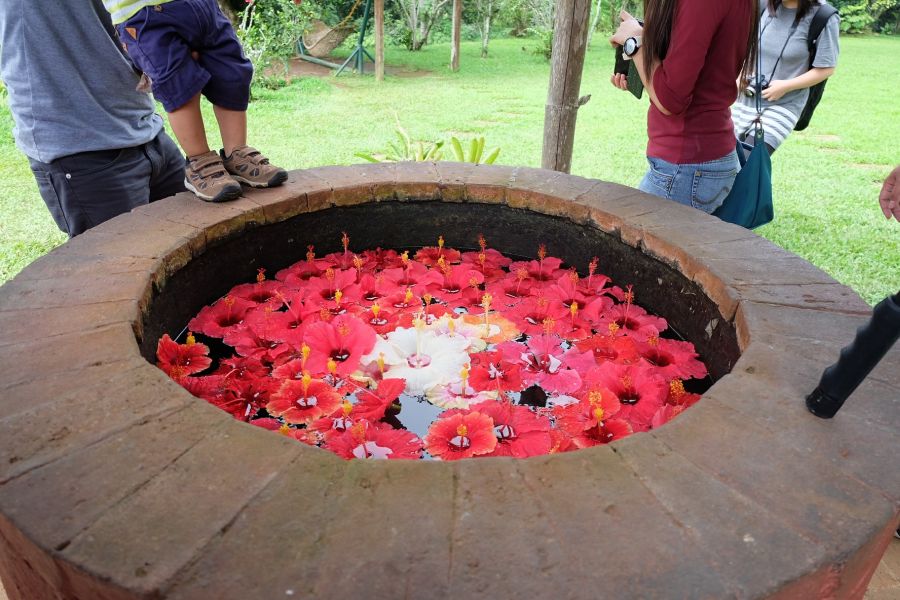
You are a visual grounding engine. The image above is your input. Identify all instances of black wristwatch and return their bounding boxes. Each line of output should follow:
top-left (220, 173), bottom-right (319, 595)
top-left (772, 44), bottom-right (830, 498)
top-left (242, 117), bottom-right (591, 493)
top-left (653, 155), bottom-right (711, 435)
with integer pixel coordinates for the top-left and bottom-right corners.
top-left (623, 36), bottom-right (642, 58)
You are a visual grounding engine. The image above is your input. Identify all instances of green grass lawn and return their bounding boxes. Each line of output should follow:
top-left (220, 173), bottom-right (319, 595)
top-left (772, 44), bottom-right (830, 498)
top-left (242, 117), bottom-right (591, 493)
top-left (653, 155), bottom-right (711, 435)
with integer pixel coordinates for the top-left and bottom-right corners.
top-left (1, 35), bottom-right (897, 304)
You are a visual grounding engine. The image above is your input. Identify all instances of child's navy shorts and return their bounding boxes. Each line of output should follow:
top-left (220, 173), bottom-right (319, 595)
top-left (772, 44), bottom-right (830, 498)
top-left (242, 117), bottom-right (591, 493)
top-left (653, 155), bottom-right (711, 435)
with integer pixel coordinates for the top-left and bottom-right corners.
top-left (117, 0), bottom-right (253, 113)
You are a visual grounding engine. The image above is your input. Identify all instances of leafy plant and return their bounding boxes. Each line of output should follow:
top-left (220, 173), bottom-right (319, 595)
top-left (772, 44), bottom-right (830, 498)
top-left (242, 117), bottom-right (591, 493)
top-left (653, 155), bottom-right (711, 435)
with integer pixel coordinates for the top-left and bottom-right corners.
top-left (356, 122), bottom-right (445, 162)
top-left (356, 123), bottom-right (501, 164)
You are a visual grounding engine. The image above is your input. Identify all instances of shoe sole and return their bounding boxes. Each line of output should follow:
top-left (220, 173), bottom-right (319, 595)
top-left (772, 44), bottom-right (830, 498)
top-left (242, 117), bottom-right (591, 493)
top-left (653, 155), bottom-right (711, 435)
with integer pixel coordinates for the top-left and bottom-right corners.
top-left (184, 178), bottom-right (243, 203)
top-left (231, 170), bottom-right (288, 189)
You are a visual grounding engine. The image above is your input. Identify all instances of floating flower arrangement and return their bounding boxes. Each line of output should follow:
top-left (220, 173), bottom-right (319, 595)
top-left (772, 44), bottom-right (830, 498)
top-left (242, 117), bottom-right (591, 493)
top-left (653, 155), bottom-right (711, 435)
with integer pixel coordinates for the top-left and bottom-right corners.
top-left (157, 234), bottom-right (706, 461)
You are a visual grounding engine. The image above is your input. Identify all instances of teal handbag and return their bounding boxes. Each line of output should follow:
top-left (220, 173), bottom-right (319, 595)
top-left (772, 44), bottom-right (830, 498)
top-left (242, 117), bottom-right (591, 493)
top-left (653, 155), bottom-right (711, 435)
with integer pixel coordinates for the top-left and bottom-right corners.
top-left (713, 127), bottom-right (774, 229)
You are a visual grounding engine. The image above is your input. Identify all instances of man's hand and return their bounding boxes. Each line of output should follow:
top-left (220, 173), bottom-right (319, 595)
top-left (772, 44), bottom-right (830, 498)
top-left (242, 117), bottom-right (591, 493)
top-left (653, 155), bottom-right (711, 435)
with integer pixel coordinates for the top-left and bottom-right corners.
top-left (879, 165), bottom-right (900, 222)
top-left (761, 79), bottom-right (793, 102)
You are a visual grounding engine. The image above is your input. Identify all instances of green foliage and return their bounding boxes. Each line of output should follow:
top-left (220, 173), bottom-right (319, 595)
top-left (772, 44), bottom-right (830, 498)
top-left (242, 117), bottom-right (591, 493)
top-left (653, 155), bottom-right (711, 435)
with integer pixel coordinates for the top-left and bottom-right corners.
top-left (528, 27), bottom-right (554, 60)
top-left (237, 0), bottom-right (314, 85)
top-left (831, 0), bottom-right (900, 32)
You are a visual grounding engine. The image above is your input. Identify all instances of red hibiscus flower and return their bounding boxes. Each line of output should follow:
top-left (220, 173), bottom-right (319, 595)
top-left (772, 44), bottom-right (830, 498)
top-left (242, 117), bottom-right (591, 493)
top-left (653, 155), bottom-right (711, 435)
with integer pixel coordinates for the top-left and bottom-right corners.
top-left (188, 295), bottom-right (255, 339)
top-left (276, 246), bottom-right (328, 286)
top-left (595, 302), bottom-right (668, 342)
top-left (307, 400), bottom-right (357, 443)
top-left (156, 333), bottom-right (211, 379)
top-left (383, 287), bottom-right (425, 316)
top-left (352, 378), bottom-right (406, 421)
top-left (327, 421), bottom-right (423, 460)
top-left (304, 268), bottom-right (358, 304)
top-left (425, 263), bottom-right (485, 308)
top-left (505, 296), bottom-right (569, 336)
top-left (229, 270), bottom-right (285, 310)
top-left (650, 403), bottom-right (687, 429)
top-left (468, 350), bottom-right (524, 393)
top-left (224, 376), bottom-right (280, 421)
top-left (498, 335), bottom-right (584, 395)
top-left (223, 320), bottom-right (292, 363)
top-left (381, 261), bottom-right (442, 295)
top-left (349, 302), bottom-right (401, 335)
top-left (467, 400), bottom-right (552, 458)
top-left (554, 388), bottom-right (631, 448)
top-left (215, 355), bottom-right (270, 380)
top-left (508, 254), bottom-right (566, 284)
top-left (486, 269), bottom-right (536, 308)
top-left (576, 333), bottom-right (641, 366)
top-left (425, 411), bottom-right (497, 460)
top-left (635, 337), bottom-right (708, 382)
top-left (415, 237), bottom-right (462, 266)
top-left (249, 417), bottom-right (283, 431)
top-left (358, 247), bottom-right (405, 271)
top-left (343, 273), bottom-right (400, 307)
top-left (460, 247), bottom-right (512, 283)
top-left (666, 379), bottom-right (702, 408)
top-left (267, 375), bottom-right (343, 425)
top-left (302, 314), bottom-right (377, 377)
top-left (584, 363), bottom-right (667, 431)
top-left (549, 428), bottom-right (575, 453)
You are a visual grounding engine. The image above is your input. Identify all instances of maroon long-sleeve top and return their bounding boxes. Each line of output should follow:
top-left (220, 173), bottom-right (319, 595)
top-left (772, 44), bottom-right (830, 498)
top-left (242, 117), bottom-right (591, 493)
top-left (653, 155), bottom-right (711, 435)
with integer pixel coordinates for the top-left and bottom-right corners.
top-left (648, 0), bottom-right (753, 164)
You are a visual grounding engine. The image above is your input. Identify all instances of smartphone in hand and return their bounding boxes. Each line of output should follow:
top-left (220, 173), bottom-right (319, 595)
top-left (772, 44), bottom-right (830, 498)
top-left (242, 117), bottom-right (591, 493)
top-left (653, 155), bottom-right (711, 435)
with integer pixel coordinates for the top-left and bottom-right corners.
top-left (613, 45), bottom-right (644, 100)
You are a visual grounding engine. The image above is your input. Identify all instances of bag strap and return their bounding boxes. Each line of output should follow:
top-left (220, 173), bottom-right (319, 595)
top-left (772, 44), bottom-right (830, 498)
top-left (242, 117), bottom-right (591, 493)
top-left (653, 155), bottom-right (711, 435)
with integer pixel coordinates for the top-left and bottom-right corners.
top-left (807, 4), bottom-right (839, 64)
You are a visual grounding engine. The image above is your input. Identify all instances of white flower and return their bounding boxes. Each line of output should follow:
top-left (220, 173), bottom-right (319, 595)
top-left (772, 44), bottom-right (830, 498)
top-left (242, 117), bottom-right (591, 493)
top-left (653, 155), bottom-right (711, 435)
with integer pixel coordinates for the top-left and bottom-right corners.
top-left (360, 327), bottom-right (471, 396)
top-left (426, 382), bottom-right (498, 409)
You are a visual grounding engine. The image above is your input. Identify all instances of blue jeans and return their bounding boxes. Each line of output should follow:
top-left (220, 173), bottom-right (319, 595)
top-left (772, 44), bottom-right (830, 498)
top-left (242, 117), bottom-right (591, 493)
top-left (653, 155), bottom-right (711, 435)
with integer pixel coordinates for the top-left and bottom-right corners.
top-left (638, 150), bottom-right (740, 214)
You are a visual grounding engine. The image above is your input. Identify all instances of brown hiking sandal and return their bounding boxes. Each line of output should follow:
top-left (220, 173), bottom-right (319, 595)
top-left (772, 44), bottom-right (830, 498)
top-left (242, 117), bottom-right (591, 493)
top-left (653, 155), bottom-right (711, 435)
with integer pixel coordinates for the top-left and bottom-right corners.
top-left (184, 151), bottom-right (242, 203)
top-left (221, 145), bottom-right (288, 188)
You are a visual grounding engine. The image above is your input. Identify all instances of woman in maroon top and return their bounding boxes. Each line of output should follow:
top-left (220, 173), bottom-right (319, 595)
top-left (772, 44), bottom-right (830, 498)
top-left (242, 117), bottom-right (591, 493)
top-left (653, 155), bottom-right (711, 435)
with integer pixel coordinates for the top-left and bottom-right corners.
top-left (610, 1), bottom-right (757, 214)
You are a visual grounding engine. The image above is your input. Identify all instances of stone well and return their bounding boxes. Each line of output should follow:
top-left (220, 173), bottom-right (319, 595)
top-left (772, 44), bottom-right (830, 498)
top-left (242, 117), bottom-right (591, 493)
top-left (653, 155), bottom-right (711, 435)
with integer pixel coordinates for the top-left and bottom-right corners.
top-left (0, 162), bottom-right (897, 600)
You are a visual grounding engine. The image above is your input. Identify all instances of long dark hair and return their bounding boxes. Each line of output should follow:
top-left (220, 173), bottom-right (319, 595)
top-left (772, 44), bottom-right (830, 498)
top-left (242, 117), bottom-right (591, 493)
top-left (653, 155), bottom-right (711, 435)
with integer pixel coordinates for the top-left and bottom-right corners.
top-left (767, 0), bottom-right (821, 21)
top-left (642, 0), bottom-right (759, 86)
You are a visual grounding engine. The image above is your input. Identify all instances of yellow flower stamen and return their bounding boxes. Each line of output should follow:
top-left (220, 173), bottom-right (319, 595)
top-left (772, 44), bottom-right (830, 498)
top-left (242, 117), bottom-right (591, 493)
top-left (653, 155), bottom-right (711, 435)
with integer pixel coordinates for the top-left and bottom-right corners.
top-left (593, 407), bottom-right (605, 423)
top-left (438, 235), bottom-right (445, 249)
top-left (301, 372), bottom-right (312, 394)
top-left (570, 302), bottom-right (579, 318)
top-left (542, 317), bottom-right (556, 335)
top-left (306, 245), bottom-right (316, 263)
top-left (341, 231), bottom-right (350, 253)
top-left (538, 244), bottom-right (547, 261)
top-left (301, 344), bottom-right (311, 364)
top-left (670, 379), bottom-right (685, 400)
top-left (460, 364), bottom-right (470, 390)
top-left (334, 289), bottom-right (343, 305)
top-left (342, 400), bottom-right (353, 417)
top-left (256, 268), bottom-right (266, 283)
top-left (185, 331), bottom-right (196, 346)
top-left (352, 254), bottom-right (364, 270)
top-left (325, 268), bottom-right (335, 282)
top-left (588, 389), bottom-right (603, 406)
top-left (327, 359), bottom-right (338, 375)
top-left (424, 293), bottom-right (433, 305)
top-left (608, 322), bottom-right (620, 335)
top-left (404, 288), bottom-right (414, 305)
top-left (279, 424), bottom-right (292, 436)
top-left (456, 424), bottom-right (468, 437)
top-left (371, 303), bottom-right (382, 317)
top-left (478, 234), bottom-right (487, 250)
top-left (377, 352), bottom-right (386, 373)
top-left (647, 335), bottom-right (659, 347)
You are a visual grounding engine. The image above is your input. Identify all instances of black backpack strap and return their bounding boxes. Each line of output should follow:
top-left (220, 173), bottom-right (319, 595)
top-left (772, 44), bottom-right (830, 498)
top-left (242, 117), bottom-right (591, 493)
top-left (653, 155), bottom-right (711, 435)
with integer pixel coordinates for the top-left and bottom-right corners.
top-left (807, 3), bottom-right (839, 64)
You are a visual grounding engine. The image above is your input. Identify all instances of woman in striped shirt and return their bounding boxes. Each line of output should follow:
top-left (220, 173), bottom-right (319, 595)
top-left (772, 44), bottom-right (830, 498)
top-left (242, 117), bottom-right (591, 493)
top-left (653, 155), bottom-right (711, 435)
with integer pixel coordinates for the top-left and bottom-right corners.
top-left (732, 0), bottom-right (840, 154)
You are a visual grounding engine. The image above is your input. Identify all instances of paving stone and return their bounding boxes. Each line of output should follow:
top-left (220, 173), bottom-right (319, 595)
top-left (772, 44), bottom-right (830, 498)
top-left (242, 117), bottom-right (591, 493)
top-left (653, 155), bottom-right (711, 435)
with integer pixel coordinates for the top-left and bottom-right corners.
top-left (0, 301), bottom-right (139, 349)
top-left (392, 160), bottom-right (442, 201)
top-left (0, 403), bottom-right (223, 552)
top-left (651, 398), bottom-right (896, 550)
top-left (515, 448), bottom-right (732, 598)
top-left (463, 164), bottom-right (515, 204)
top-left (0, 514), bottom-right (66, 600)
top-left (235, 170), bottom-right (315, 224)
top-left (507, 167), bottom-right (594, 224)
top-left (304, 164), bottom-right (378, 208)
top-left (615, 433), bottom-right (826, 597)
top-left (0, 323), bottom-right (141, 389)
top-left (433, 160), bottom-right (477, 202)
top-left (62, 420), bottom-right (300, 597)
top-left (0, 364), bottom-right (191, 484)
top-left (165, 449), bottom-right (346, 600)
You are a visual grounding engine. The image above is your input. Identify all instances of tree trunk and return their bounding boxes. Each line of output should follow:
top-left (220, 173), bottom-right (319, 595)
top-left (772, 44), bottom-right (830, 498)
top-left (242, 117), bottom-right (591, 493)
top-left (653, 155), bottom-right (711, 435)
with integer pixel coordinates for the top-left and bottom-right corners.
top-left (541, 0), bottom-right (592, 173)
top-left (480, 0), bottom-right (493, 58)
top-left (375, 0), bottom-right (385, 81)
top-left (451, 0), bottom-right (462, 70)
top-left (587, 0), bottom-right (603, 48)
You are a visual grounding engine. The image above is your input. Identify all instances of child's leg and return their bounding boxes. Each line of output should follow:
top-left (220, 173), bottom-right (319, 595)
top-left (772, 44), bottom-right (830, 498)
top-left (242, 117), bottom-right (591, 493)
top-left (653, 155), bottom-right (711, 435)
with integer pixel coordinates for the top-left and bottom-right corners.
top-left (167, 93), bottom-right (211, 158)
top-left (213, 106), bottom-right (247, 158)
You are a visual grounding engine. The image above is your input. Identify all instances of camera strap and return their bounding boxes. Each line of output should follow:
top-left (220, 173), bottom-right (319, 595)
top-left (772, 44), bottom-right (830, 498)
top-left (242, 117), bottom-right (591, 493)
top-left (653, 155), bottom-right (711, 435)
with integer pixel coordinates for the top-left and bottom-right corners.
top-left (759, 9), bottom-right (801, 93)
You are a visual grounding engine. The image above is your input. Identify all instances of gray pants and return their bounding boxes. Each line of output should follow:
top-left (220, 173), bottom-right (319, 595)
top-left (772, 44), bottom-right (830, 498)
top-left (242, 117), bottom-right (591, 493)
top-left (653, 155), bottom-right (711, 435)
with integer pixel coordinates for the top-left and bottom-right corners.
top-left (28, 132), bottom-right (185, 237)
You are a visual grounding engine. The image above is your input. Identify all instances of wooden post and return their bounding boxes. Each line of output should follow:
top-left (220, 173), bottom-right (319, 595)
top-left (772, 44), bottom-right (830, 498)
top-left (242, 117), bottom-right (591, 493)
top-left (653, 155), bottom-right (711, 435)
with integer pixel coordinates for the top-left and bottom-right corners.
top-left (375, 0), bottom-right (385, 82)
top-left (451, 0), bottom-right (462, 71)
top-left (541, 0), bottom-right (592, 173)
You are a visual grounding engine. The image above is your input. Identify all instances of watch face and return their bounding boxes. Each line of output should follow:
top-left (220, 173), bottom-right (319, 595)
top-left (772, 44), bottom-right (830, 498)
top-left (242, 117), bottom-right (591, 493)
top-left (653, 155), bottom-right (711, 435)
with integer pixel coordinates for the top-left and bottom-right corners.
top-left (624, 38), bottom-right (637, 56)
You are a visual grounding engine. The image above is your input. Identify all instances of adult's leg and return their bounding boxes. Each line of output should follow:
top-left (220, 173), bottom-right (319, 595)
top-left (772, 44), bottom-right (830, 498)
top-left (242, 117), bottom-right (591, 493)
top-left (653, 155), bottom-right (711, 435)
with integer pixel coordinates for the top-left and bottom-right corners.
top-left (148, 132), bottom-right (188, 201)
top-left (28, 147), bottom-right (153, 237)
